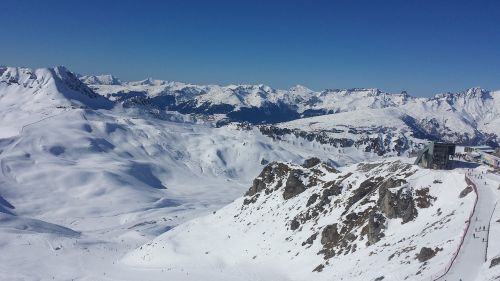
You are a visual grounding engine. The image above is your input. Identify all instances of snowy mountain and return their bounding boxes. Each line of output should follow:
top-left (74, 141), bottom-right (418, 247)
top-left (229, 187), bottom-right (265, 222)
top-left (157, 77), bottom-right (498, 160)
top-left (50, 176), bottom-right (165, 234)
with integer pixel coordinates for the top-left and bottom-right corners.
top-left (0, 66), bottom-right (372, 280)
top-left (79, 74), bottom-right (122, 85)
top-left (122, 159), bottom-right (476, 280)
top-left (0, 66), bottom-right (112, 137)
top-left (81, 74), bottom-right (500, 147)
top-left (1, 65), bottom-right (499, 281)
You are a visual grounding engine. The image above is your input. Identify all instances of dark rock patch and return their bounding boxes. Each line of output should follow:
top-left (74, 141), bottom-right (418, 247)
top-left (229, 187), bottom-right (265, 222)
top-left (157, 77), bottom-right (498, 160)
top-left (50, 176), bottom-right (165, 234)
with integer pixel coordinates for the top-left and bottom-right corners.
top-left (312, 264), bottom-right (325, 272)
top-left (459, 185), bottom-right (473, 198)
top-left (283, 170), bottom-right (306, 200)
top-left (306, 193), bottom-right (319, 207)
top-left (416, 247), bottom-right (440, 262)
top-left (321, 224), bottom-right (340, 247)
top-left (365, 212), bottom-right (386, 245)
top-left (302, 157), bottom-right (321, 168)
top-left (378, 179), bottom-right (417, 223)
top-left (290, 219), bottom-right (300, 231)
top-left (344, 177), bottom-right (381, 213)
top-left (416, 187), bottom-right (435, 208)
top-left (490, 256), bottom-right (500, 268)
top-left (246, 162), bottom-right (290, 197)
top-left (302, 233), bottom-right (318, 246)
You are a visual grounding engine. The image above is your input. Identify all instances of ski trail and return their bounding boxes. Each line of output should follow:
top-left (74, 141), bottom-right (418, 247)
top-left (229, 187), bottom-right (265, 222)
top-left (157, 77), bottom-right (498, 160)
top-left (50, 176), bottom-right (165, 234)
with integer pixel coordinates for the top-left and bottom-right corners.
top-left (439, 167), bottom-right (497, 281)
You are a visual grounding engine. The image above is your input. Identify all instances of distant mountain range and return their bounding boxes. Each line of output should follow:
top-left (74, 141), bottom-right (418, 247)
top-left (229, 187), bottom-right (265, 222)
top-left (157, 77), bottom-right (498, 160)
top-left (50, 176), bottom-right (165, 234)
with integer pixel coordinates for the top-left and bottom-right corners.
top-left (80, 73), bottom-right (500, 147)
top-left (1, 66), bottom-right (498, 148)
top-left (1, 65), bottom-right (500, 281)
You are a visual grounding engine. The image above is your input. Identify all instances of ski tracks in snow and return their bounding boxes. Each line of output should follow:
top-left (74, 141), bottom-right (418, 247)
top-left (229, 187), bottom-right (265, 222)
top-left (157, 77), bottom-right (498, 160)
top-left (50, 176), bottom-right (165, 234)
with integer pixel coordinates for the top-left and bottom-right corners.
top-left (438, 167), bottom-right (498, 281)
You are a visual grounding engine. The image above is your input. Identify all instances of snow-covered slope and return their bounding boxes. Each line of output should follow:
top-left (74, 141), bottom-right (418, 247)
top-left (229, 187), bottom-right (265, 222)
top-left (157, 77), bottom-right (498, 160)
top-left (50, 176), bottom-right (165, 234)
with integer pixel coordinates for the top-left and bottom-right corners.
top-left (273, 88), bottom-right (500, 149)
top-left (83, 75), bottom-right (412, 122)
top-left (81, 74), bottom-right (500, 146)
top-left (1, 65), bottom-right (499, 281)
top-left (123, 159), bottom-right (476, 281)
top-left (79, 74), bottom-right (122, 85)
top-left (0, 66), bottom-right (378, 280)
top-left (0, 66), bottom-right (112, 138)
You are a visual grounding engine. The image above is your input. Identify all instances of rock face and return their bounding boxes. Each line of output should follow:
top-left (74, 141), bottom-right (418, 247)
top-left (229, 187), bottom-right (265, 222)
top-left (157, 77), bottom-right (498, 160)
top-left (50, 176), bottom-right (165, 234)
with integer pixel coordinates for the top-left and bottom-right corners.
top-left (128, 158), bottom-right (474, 281)
top-left (246, 162), bottom-right (290, 197)
top-left (377, 178), bottom-right (417, 223)
top-left (302, 157), bottom-right (321, 168)
top-left (366, 212), bottom-right (386, 245)
top-left (259, 125), bottom-right (415, 157)
top-left (244, 160), bottom-right (338, 203)
top-left (283, 170), bottom-right (307, 199)
top-left (416, 247), bottom-right (438, 262)
top-left (243, 159), bottom-right (427, 266)
top-left (321, 224), bottom-right (341, 246)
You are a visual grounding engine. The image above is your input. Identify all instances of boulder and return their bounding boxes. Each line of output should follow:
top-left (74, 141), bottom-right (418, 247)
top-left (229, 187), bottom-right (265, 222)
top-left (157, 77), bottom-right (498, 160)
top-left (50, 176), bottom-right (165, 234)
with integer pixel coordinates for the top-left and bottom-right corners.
top-left (320, 223), bottom-right (340, 247)
top-left (416, 247), bottom-right (437, 262)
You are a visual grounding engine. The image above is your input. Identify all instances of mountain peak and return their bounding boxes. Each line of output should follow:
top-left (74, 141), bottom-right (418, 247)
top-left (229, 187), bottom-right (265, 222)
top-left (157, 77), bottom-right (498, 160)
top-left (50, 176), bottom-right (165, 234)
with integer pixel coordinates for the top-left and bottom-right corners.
top-left (289, 84), bottom-right (313, 93)
top-left (79, 74), bottom-right (122, 86)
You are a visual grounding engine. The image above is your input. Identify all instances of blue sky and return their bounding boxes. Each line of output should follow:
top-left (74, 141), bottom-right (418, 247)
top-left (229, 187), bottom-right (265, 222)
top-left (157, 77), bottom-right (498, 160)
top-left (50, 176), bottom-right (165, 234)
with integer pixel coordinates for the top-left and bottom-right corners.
top-left (1, 0), bottom-right (499, 96)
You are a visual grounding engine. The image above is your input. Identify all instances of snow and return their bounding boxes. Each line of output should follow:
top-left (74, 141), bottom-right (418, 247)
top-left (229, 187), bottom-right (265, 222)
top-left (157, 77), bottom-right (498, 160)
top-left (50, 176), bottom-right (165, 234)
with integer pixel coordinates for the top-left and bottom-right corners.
top-left (122, 160), bottom-right (477, 281)
top-left (1, 65), bottom-right (500, 281)
top-left (0, 66), bottom-right (381, 280)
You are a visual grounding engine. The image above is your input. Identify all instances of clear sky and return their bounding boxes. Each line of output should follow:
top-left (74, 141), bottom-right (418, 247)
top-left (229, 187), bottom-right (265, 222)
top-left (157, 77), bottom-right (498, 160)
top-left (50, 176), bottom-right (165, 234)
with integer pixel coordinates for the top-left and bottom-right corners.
top-left (1, 0), bottom-right (499, 96)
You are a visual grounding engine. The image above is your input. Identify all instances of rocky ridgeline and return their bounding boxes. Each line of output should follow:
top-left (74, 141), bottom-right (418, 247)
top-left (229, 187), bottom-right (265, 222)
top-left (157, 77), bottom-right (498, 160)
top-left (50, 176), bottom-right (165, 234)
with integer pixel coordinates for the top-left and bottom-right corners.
top-left (241, 158), bottom-right (438, 272)
top-left (258, 125), bottom-right (413, 156)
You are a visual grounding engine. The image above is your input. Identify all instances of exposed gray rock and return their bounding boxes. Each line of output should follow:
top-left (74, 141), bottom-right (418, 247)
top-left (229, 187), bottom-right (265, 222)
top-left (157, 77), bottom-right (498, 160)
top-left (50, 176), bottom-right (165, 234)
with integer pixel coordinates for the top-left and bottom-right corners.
top-left (290, 219), bottom-right (300, 231)
top-left (459, 185), bottom-right (473, 198)
top-left (366, 212), bottom-right (386, 246)
top-left (306, 193), bottom-right (319, 207)
top-left (302, 233), bottom-right (318, 246)
top-left (283, 170), bottom-right (306, 200)
top-left (344, 177), bottom-right (381, 212)
top-left (416, 247), bottom-right (437, 262)
top-left (246, 162), bottom-right (289, 197)
top-left (416, 187), bottom-right (435, 208)
top-left (312, 264), bottom-right (325, 272)
top-left (490, 256), bottom-right (500, 268)
top-left (320, 223), bottom-right (340, 247)
top-left (377, 178), bottom-right (417, 223)
top-left (302, 157), bottom-right (321, 168)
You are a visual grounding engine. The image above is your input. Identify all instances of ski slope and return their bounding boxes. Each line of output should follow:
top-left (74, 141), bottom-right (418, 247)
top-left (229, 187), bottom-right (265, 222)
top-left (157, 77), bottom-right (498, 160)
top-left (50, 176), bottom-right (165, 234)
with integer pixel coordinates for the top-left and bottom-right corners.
top-left (450, 167), bottom-right (500, 281)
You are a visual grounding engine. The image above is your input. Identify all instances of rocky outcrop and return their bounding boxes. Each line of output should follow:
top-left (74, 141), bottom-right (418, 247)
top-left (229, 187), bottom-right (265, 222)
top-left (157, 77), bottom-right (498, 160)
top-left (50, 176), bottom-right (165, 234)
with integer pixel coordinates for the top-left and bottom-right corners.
top-left (258, 125), bottom-right (414, 156)
top-left (416, 247), bottom-right (439, 262)
top-left (377, 178), bottom-right (417, 223)
top-left (366, 212), bottom-right (386, 245)
top-left (320, 224), bottom-right (341, 247)
top-left (283, 170), bottom-right (307, 199)
top-left (242, 160), bottom-right (432, 270)
top-left (246, 162), bottom-right (290, 197)
top-left (302, 157), bottom-right (321, 168)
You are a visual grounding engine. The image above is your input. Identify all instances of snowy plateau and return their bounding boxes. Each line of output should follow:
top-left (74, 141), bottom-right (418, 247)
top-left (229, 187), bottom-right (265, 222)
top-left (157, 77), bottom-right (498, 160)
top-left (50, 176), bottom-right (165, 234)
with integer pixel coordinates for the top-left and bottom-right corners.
top-left (0, 66), bottom-right (500, 281)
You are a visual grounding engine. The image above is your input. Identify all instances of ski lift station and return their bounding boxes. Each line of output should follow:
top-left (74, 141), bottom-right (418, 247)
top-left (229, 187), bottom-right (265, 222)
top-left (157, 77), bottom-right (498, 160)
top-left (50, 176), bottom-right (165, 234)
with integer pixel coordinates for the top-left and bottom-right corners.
top-left (414, 142), bottom-right (456, 170)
